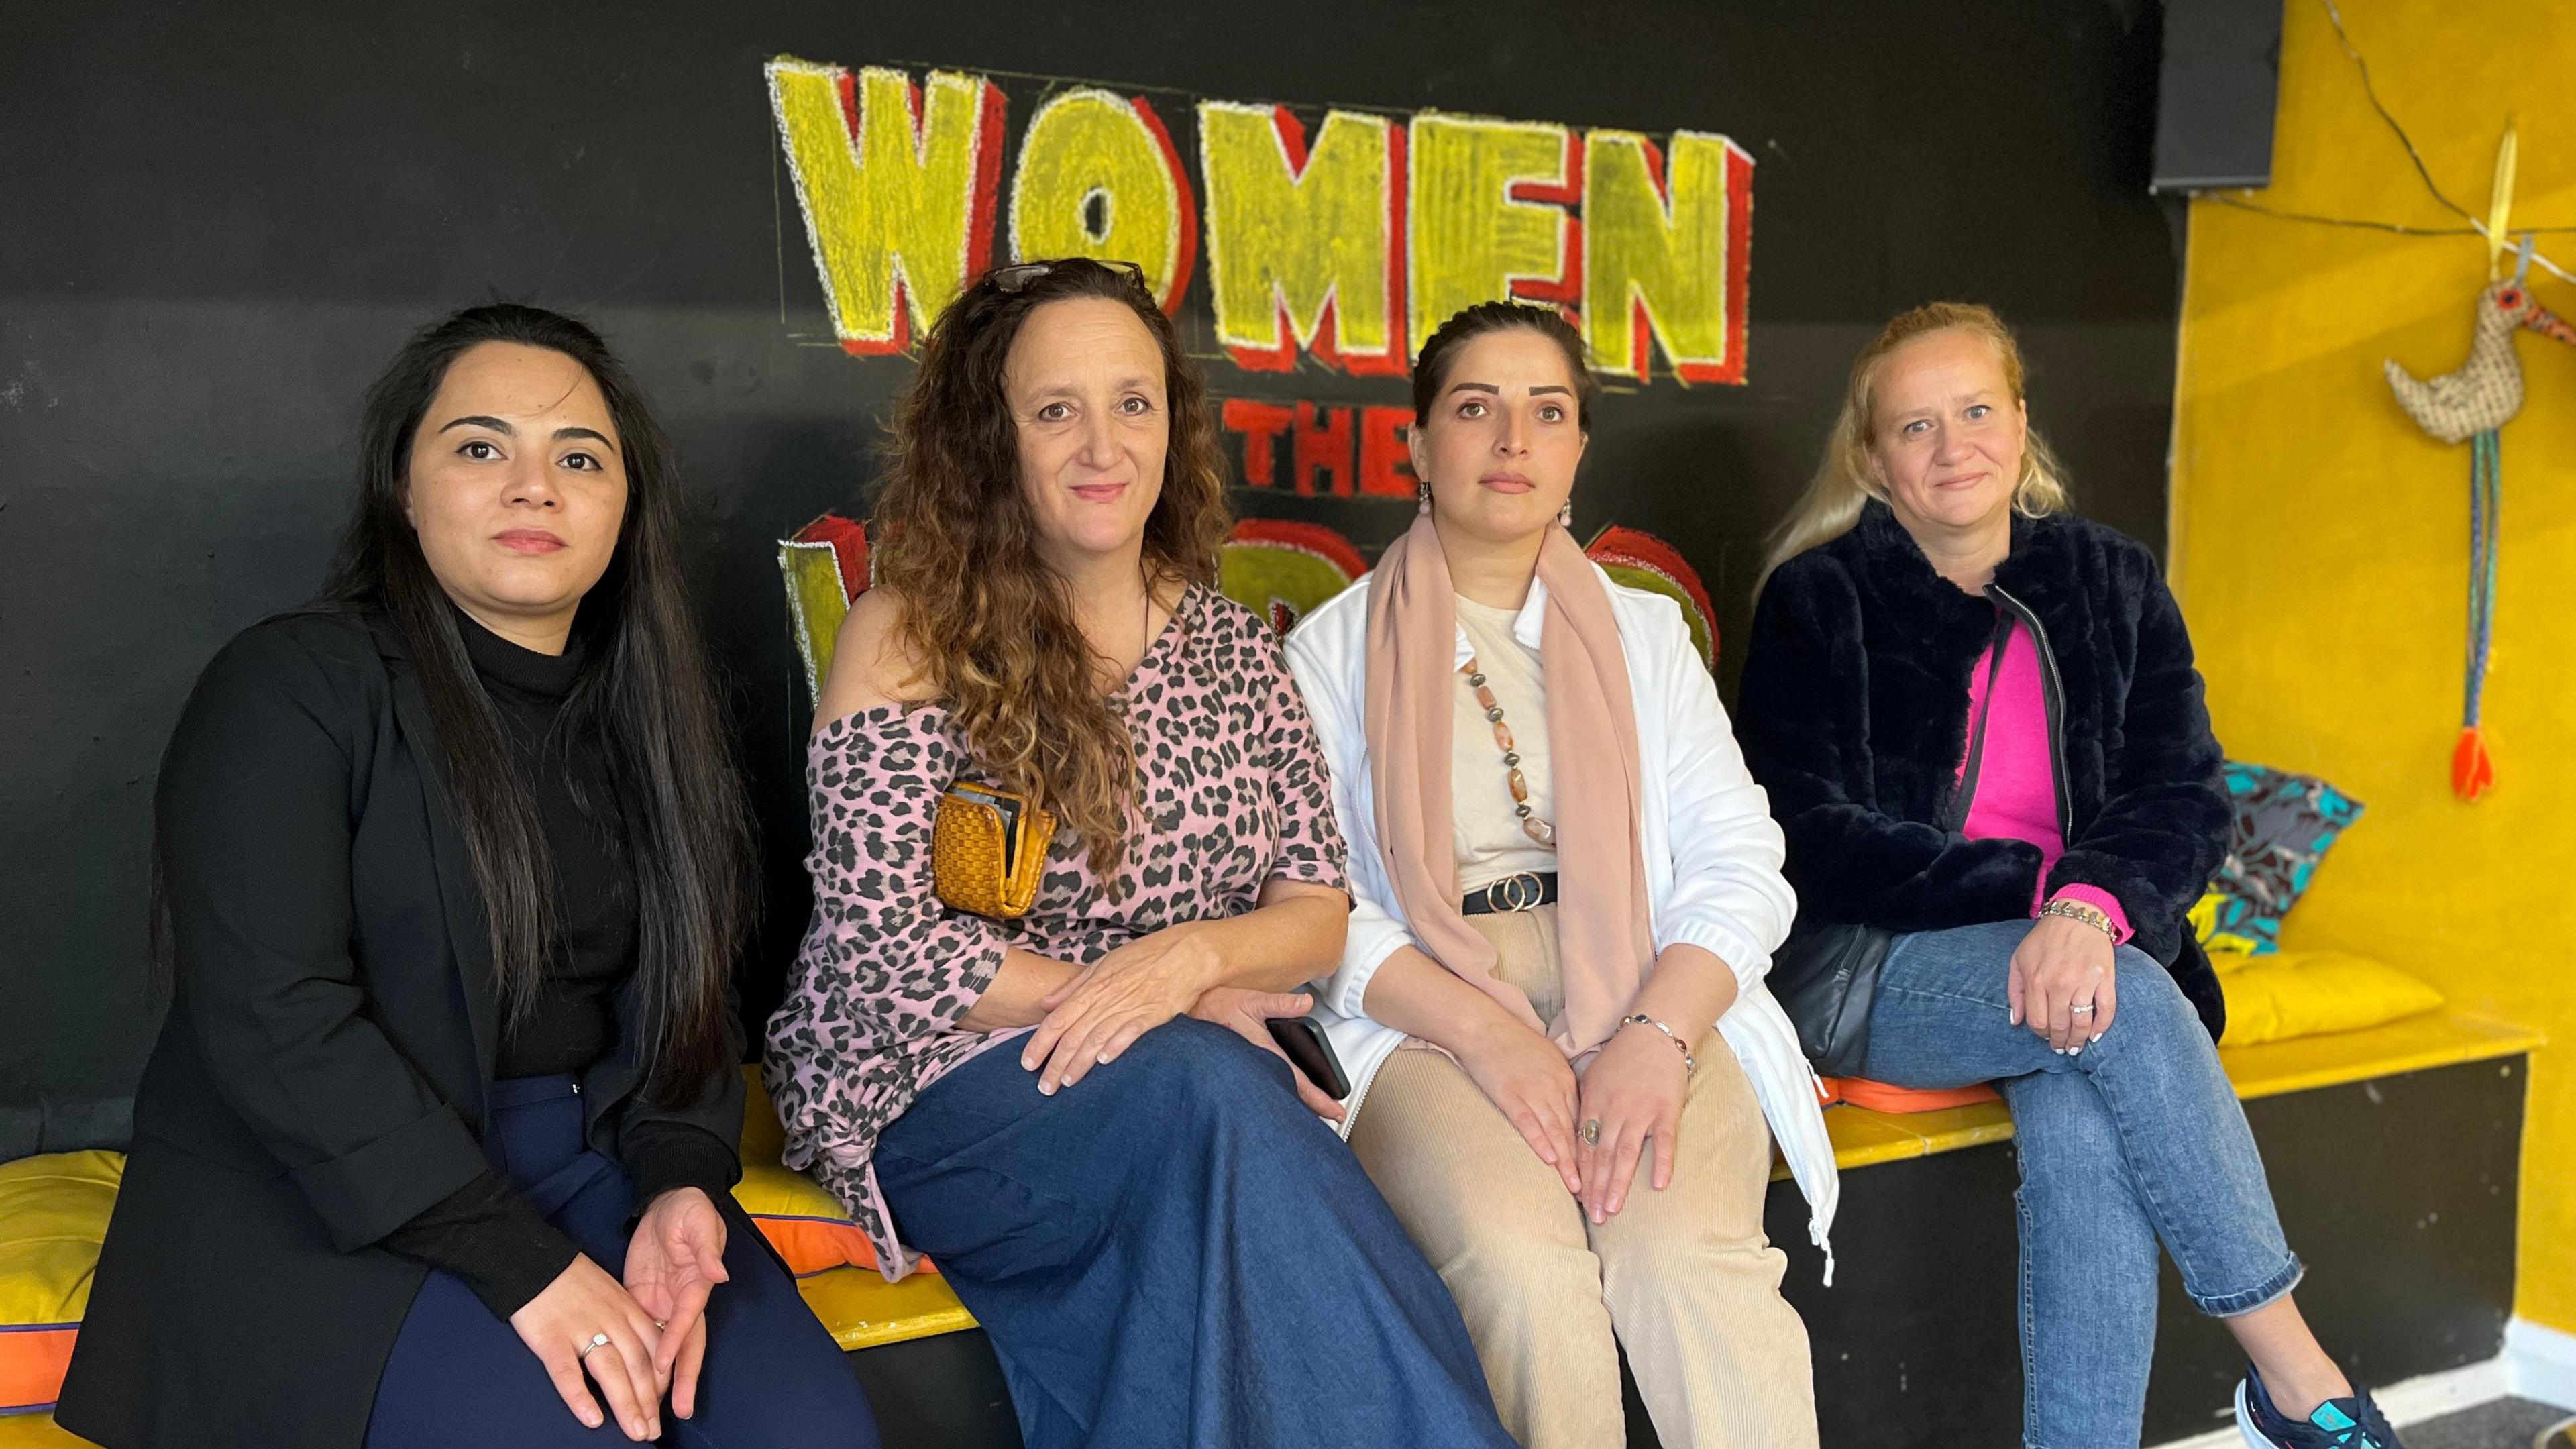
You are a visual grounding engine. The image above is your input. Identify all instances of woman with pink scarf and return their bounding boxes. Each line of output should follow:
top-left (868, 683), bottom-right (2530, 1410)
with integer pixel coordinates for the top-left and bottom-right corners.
top-left (1283, 301), bottom-right (1838, 1449)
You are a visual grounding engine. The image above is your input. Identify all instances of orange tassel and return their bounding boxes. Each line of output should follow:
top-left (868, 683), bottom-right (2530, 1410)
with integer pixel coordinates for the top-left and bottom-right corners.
top-left (2451, 726), bottom-right (2496, 802)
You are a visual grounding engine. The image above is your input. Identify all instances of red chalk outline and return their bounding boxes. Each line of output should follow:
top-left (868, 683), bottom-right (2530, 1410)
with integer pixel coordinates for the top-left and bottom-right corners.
top-left (1129, 96), bottom-right (1198, 315)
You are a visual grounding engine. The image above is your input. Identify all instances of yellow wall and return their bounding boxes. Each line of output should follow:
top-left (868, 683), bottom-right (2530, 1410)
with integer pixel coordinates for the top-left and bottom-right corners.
top-left (2172, 0), bottom-right (2576, 1328)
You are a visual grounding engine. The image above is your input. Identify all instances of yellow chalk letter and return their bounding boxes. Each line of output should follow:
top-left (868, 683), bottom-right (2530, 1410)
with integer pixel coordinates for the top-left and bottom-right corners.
top-left (1010, 89), bottom-right (1196, 311)
top-left (1584, 129), bottom-right (1752, 384)
top-left (1199, 103), bottom-right (1402, 373)
top-left (767, 60), bottom-right (1005, 354)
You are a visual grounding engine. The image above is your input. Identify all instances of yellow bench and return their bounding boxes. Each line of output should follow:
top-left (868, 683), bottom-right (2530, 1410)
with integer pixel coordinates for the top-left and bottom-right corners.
top-left (0, 1010), bottom-right (2539, 1448)
top-left (1790, 1006), bottom-right (2540, 1180)
top-left (784, 1009), bottom-right (2545, 1353)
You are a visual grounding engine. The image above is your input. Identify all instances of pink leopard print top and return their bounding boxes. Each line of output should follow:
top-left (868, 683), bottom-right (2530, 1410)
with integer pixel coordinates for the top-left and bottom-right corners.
top-left (764, 585), bottom-right (1349, 1277)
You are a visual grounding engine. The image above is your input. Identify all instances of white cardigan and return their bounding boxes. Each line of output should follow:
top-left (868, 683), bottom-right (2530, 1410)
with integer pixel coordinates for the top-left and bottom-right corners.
top-left (1283, 566), bottom-right (1839, 1275)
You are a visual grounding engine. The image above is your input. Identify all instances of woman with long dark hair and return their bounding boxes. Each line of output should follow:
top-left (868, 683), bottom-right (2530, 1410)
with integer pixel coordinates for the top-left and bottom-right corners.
top-left (59, 304), bottom-right (881, 1449)
top-left (765, 258), bottom-right (1513, 1449)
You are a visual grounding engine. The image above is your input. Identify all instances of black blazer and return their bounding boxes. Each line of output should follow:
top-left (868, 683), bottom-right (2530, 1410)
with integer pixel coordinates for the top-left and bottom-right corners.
top-left (1735, 502), bottom-right (2231, 1038)
top-left (57, 611), bottom-right (746, 1449)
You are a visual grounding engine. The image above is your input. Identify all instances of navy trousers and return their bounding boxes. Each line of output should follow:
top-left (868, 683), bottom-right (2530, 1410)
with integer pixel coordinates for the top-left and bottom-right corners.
top-left (874, 1017), bottom-right (1517, 1449)
top-left (366, 1076), bottom-right (881, 1448)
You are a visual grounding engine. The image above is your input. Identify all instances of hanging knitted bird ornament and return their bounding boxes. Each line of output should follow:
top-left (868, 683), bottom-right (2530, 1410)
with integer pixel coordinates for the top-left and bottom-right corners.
top-left (2383, 244), bottom-right (2576, 800)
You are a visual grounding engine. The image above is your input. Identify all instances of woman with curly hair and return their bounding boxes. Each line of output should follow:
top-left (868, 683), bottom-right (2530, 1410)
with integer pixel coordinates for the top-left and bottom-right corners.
top-left (763, 258), bottom-right (1514, 1449)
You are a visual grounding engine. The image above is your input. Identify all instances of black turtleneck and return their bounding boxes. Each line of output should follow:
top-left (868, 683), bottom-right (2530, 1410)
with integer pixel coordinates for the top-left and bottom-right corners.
top-left (462, 614), bottom-right (636, 1077)
top-left (376, 612), bottom-right (738, 1321)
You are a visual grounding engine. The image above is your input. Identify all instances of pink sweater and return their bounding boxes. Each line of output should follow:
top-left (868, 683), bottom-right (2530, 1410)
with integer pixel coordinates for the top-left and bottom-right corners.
top-left (1958, 619), bottom-right (2131, 940)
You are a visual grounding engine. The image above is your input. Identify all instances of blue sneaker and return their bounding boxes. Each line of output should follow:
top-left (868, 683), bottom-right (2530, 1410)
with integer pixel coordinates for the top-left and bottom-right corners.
top-left (2235, 1362), bottom-right (2404, 1448)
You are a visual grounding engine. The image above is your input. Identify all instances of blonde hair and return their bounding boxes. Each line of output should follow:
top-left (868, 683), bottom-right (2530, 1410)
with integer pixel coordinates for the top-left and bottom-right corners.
top-left (1758, 301), bottom-right (2069, 590)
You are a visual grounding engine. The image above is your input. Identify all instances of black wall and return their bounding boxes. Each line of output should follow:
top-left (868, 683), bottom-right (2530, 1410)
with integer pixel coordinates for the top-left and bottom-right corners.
top-left (1, 1), bottom-right (2180, 1134)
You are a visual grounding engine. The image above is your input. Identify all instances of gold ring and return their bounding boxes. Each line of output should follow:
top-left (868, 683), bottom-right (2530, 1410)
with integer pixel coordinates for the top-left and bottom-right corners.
top-left (1483, 873), bottom-right (1543, 913)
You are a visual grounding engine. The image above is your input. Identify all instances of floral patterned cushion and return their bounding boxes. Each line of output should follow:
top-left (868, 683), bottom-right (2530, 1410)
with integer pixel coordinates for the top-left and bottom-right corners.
top-left (2192, 761), bottom-right (2364, 955)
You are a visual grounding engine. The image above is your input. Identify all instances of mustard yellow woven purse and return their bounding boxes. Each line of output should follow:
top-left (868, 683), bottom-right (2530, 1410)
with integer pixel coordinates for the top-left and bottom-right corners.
top-left (932, 780), bottom-right (1055, 919)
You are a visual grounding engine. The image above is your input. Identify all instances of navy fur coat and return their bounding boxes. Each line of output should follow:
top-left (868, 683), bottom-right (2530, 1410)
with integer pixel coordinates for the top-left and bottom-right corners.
top-left (1735, 500), bottom-right (2231, 1040)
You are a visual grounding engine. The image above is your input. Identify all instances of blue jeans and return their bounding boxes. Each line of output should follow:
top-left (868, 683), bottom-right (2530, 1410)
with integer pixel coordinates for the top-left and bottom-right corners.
top-left (875, 1017), bottom-right (1516, 1449)
top-left (368, 1076), bottom-right (880, 1448)
top-left (1858, 920), bottom-right (2304, 1449)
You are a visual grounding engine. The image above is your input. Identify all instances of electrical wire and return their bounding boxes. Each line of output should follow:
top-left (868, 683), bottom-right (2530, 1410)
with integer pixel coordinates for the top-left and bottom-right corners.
top-left (2206, 193), bottom-right (2483, 236)
top-left (2208, 0), bottom-right (2576, 287)
top-left (2316, 0), bottom-right (2481, 222)
top-left (2211, 193), bottom-right (2576, 284)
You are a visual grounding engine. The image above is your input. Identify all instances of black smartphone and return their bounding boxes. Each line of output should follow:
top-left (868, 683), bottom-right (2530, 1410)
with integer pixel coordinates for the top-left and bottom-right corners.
top-left (1265, 1014), bottom-right (1352, 1101)
top-left (949, 782), bottom-right (1025, 862)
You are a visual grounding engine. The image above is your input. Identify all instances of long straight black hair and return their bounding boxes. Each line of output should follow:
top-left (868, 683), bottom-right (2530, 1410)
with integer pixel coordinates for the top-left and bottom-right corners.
top-left (317, 303), bottom-right (754, 1106)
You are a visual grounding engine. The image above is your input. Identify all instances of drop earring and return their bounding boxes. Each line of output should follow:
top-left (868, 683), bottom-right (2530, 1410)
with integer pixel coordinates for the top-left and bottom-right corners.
top-left (1558, 498), bottom-right (1574, 529)
top-left (1417, 478), bottom-right (1432, 516)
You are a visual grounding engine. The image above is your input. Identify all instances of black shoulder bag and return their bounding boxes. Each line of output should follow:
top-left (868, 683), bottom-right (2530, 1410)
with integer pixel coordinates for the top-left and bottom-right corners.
top-left (1770, 616), bottom-right (2013, 1076)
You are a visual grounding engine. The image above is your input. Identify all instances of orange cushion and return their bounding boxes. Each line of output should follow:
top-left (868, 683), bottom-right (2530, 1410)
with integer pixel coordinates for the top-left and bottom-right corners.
top-left (1821, 1078), bottom-right (2002, 1113)
top-left (732, 1068), bottom-right (932, 1278)
top-left (0, 1330), bottom-right (76, 1416)
top-left (731, 1158), bottom-right (923, 1276)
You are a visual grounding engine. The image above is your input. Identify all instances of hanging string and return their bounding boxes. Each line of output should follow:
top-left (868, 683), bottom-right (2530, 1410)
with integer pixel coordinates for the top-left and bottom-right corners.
top-left (2465, 430), bottom-right (2497, 727)
top-left (2455, 429), bottom-right (2501, 800)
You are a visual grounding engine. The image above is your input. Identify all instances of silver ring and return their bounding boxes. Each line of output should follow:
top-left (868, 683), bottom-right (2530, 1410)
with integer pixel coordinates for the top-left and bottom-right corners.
top-left (578, 1332), bottom-right (611, 1358)
top-left (1580, 1118), bottom-right (1602, 1147)
top-left (2070, 1003), bottom-right (2097, 1016)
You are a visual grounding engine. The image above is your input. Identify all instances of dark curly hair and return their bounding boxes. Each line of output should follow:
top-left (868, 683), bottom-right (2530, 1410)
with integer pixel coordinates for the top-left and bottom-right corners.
top-left (873, 258), bottom-right (1231, 880)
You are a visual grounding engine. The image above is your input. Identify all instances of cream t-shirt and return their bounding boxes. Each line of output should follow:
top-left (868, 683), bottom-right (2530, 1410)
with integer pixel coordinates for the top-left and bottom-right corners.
top-left (1451, 594), bottom-right (1558, 892)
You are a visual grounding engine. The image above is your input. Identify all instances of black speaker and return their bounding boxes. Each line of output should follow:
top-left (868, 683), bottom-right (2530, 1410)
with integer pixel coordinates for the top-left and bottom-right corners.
top-left (2151, 0), bottom-right (2284, 192)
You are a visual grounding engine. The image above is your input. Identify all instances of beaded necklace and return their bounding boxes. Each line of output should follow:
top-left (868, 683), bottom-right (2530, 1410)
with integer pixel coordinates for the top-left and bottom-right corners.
top-left (1460, 654), bottom-right (1556, 847)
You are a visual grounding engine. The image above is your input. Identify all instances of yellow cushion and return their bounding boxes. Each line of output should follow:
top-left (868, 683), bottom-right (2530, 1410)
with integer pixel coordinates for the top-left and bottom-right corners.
top-left (0, 1412), bottom-right (97, 1447)
top-left (729, 1067), bottom-right (896, 1277)
top-left (739, 1064), bottom-right (786, 1165)
top-left (2211, 948), bottom-right (2445, 1046)
top-left (733, 1158), bottom-right (888, 1276)
top-left (0, 1150), bottom-right (122, 1413)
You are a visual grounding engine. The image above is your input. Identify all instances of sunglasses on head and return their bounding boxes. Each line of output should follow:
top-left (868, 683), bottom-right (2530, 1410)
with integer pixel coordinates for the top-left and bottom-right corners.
top-left (987, 258), bottom-right (1149, 294)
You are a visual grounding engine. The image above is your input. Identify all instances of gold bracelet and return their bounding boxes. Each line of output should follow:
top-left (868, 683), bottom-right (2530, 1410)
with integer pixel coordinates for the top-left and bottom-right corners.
top-left (2040, 898), bottom-right (2118, 940)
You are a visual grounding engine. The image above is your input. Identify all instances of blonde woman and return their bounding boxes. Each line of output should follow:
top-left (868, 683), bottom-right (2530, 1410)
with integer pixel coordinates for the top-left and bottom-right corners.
top-left (1737, 302), bottom-right (2404, 1449)
top-left (1286, 301), bottom-right (1837, 1449)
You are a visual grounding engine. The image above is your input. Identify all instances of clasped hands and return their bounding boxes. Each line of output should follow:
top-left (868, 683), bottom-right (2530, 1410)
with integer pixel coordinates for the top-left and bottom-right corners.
top-left (507, 1185), bottom-right (729, 1441)
top-left (1454, 1008), bottom-right (1688, 1226)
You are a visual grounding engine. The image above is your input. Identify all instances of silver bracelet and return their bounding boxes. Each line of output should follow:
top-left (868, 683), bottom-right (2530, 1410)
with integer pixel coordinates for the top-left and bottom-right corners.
top-left (1619, 1012), bottom-right (1695, 1074)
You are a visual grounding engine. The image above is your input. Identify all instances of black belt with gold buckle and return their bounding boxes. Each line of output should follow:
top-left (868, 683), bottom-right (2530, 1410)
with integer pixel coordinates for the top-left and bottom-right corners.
top-left (1460, 871), bottom-right (1558, 916)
